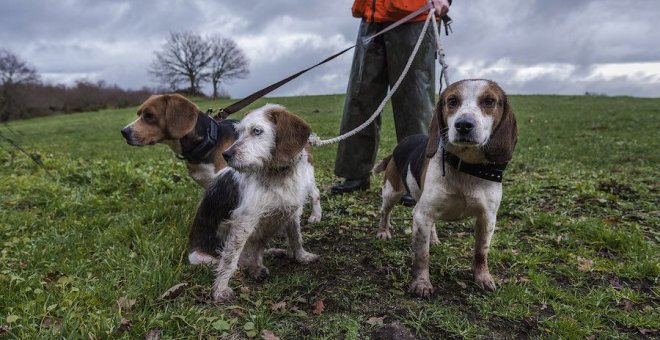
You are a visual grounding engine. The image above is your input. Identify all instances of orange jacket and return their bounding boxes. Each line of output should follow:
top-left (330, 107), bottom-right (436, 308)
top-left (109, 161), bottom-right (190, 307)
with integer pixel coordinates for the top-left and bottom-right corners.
top-left (352, 0), bottom-right (449, 23)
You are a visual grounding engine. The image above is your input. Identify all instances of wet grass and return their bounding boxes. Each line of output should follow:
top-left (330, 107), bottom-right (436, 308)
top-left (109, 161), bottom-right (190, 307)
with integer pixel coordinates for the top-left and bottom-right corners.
top-left (1, 94), bottom-right (658, 338)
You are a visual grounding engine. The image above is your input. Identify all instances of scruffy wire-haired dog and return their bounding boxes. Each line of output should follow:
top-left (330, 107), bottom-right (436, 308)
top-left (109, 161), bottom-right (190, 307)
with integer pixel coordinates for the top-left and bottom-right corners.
top-left (373, 79), bottom-right (518, 296)
top-left (195, 104), bottom-right (319, 302)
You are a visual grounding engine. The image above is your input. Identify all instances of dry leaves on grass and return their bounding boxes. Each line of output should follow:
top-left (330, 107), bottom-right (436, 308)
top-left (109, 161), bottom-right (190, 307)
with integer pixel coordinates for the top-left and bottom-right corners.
top-left (270, 301), bottom-right (286, 312)
top-left (145, 328), bottom-right (162, 340)
top-left (261, 329), bottom-right (280, 340)
top-left (313, 299), bottom-right (325, 315)
top-left (366, 316), bottom-right (385, 326)
top-left (577, 257), bottom-right (594, 271)
top-left (116, 297), bottom-right (136, 311)
top-left (159, 283), bottom-right (188, 300)
top-left (115, 318), bottom-right (131, 334)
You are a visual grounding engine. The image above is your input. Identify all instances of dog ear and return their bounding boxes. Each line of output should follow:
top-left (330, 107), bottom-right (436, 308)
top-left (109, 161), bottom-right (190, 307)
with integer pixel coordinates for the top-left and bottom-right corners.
top-left (425, 100), bottom-right (446, 158)
top-left (484, 94), bottom-right (518, 164)
top-left (268, 108), bottom-right (311, 166)
top-left (165, 94), bottom-right (199, 139)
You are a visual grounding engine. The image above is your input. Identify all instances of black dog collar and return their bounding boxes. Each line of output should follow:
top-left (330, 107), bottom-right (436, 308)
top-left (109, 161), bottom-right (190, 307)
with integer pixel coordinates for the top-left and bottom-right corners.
top-left (177, 112), bottom-right (219, 163)
top-left (442, 148), bottom-right (507, 183)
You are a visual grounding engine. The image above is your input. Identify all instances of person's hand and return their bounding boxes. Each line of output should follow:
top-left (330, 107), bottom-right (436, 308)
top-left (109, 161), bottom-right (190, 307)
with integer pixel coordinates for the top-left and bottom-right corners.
top-left (430, 0), bottom-right (450, 17)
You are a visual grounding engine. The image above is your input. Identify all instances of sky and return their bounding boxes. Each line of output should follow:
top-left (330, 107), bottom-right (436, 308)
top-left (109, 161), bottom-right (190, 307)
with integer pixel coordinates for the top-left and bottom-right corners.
top-left (1, 0), bottom-right (659, 98)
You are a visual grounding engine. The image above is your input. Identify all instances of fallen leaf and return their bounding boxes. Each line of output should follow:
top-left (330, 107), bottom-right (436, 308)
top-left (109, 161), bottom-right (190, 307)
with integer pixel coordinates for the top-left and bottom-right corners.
top-left (240, 286), bottom-right (250, 294)
top-left (261, 329), bottom-right (280, 340)
top-left (456, 281), bottom-right (467, 289)
top-left (40, 317), bottom-right (55, 328)
top-left (116, 318), bottom-right (131, 334)
top-left (145, 328), bottom-right (162, 340)
top-left (622, 299), bottom-right (634, 312)
top-left (313, 299), bottom-right (325, 315)
top-left (638, 328), bottom-right (656, 335)
top-left (577, 257), bottom-right (594, 272)
top-left (116, 297), bottom-right (136, 311)
top-left (212, 319), bottom-right (231, 332)
top-left (366, 316), bottom-right (385, 326)
top-left (159, 283), bottom-right (188, 300)
top-left (455, 232), bottom-right (467, 237)
top-left (271, 301), bottom-right (286, 311)
top-left (5, 315), bottom-right (19, 323)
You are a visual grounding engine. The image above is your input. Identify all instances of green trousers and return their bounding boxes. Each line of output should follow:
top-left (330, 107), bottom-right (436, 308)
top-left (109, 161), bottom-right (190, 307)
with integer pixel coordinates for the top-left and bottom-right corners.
top-left (334, 19), bottom-right (436, 179)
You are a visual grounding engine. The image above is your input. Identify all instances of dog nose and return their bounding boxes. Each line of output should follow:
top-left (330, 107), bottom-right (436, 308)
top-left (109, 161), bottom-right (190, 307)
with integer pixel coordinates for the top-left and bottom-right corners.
top-left (222, 149), bottom-right (236, 162)
top-left (121, 126), bottom-right (131, 140)
top-left (454, 119), bottom-right (475, 134)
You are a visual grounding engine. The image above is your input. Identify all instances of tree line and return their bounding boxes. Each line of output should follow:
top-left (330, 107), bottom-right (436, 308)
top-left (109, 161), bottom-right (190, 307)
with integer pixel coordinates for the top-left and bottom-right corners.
top-left (1, 32), bottom-right (249, 121)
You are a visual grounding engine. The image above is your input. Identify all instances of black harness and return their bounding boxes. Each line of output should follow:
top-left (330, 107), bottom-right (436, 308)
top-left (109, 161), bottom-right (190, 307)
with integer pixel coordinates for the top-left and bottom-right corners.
top-left (442, 147), bottom-right (507, 183)
top-left (177, 112), bottom-right (220, 163)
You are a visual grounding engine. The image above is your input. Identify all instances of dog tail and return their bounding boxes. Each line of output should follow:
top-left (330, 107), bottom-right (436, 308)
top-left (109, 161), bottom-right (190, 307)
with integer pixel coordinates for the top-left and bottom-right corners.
top-left (372, 154), bottom-right (392, 174)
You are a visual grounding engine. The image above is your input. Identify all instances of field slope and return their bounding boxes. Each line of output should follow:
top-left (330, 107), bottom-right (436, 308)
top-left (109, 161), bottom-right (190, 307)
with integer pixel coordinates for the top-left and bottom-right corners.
top-left (1, 94), bottom-right (658, 338)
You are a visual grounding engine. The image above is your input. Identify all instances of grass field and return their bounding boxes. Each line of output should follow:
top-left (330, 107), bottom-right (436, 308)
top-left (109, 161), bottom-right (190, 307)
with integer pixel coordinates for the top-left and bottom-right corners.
top-left (1, 94), bottom-right (658, 338)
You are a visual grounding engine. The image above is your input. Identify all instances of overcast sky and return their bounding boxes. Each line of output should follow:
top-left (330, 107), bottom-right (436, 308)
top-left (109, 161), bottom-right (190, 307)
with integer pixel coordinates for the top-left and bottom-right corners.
top-left (1, 0), bottom-right (659, 98)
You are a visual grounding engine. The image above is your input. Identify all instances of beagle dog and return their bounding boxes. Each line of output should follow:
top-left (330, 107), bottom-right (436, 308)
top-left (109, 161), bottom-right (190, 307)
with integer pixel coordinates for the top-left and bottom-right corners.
top-left (120, 95), bottom-right (323, 266)
top-left (374, 79), bottom-right (518, 296)
top-left (193, 104), bottom-right (319, 302)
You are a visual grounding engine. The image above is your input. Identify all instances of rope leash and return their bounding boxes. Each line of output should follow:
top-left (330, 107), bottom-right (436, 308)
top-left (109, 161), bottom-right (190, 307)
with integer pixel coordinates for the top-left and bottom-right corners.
top-left (309, 4), bottom-right (450, 147)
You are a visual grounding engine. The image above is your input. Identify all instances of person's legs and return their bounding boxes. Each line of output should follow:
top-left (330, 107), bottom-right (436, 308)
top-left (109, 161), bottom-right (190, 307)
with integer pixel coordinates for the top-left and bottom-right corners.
top-left (334, 21), bottom-right (389, 185)
top-left (384, 21), bottom-right (436, 205)
top-left (385, 21), bottom-right (436, 142)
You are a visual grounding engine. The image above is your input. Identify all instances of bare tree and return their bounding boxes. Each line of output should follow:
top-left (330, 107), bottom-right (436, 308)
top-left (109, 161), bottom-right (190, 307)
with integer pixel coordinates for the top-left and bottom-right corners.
top-left (208, 36), bottom-right (249, 98)
top-left (149, 32), bottom-right (213, 95)
top-left (0, 49), bottom-right (39, 121)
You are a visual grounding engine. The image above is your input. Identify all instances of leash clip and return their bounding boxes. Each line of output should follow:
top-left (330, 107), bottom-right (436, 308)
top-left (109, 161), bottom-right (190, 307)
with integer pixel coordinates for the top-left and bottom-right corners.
top-left (211, 108), bottom-right (230, 121)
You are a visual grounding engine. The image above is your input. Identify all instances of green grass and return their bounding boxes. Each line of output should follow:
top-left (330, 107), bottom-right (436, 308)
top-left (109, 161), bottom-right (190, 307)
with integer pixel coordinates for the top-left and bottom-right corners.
top-left (1, 94), bottom-right (659, 338)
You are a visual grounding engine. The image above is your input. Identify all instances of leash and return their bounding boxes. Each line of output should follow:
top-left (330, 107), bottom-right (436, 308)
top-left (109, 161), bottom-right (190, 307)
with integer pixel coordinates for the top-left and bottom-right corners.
top-left (212, 3), bottom-right (450, 120)
top-left (309, 2), bottom-right (451, 147)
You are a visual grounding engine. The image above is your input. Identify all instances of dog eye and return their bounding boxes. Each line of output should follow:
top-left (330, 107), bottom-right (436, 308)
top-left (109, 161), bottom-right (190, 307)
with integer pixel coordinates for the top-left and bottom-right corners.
top-left (447, 97), bottom-right (459, 108)
top-left (253, 128), bottom-right (263, 136)
top-left (482, 98), bottom-right (496, 107)
top-left (142, 112), bottom-right (156, 123)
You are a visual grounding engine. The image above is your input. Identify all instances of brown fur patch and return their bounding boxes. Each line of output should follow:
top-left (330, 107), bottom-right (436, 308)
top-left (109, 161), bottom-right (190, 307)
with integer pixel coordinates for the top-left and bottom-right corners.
top-left (474, 252), bottom-right (488, 272)
top-left (163, 94), bottom-right (199, 139)
top-left (304, 144), bottom-right (315, 165)
top-left (483, 84), bottom-right (518, 164)
top-left (419, 157), bottom-right (430, 191)
top-left (267, 108), bottom-right (312, 167)
top-left (131, 94), bottom-right (199, 144)
top-left (383, 158), bottom-right (404, 192)
top-left (212, 136), bottom-right (236, 170)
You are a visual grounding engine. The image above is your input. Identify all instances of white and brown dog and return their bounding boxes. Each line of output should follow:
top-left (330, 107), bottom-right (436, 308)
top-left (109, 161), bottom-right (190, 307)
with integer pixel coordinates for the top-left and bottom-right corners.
top-left (192, 104), bottom-right (319, 302)
top-left (120, 95), bottom-right (322, 265)
top-left (374, 79), bottom-right (518, 296)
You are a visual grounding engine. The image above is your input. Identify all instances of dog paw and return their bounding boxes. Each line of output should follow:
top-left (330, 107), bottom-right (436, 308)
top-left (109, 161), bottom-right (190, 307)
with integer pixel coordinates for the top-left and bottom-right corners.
top-left (430, 235), bottom-right (440, 245)
top-left (295, 251), bottom-right (319, 264)
top-left (409, 278), bottom-right (434, 297)
top-left (307, 214), bottom-right (322, 224)
top-left (212, 286), bottom-right (236, 303)
top-left (376, 229), bottom-right (392, 240)
top-left (474, 272), bottom-right (497, 291)
top-left (247, 266), bottom-right (270, 281)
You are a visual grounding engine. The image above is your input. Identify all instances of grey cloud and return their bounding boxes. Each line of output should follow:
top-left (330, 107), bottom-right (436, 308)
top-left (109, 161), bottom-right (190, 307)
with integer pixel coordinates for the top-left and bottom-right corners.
top-left (0, 0), bottom-right (658, 97)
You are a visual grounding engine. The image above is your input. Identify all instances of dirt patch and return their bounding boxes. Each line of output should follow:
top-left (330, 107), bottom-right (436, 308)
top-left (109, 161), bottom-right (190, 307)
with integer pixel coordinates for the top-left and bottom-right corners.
top-left (597, 180), bottom-right (639, 201)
